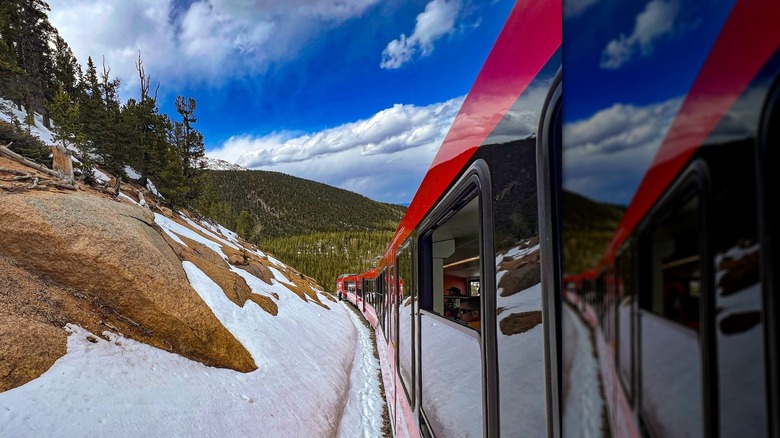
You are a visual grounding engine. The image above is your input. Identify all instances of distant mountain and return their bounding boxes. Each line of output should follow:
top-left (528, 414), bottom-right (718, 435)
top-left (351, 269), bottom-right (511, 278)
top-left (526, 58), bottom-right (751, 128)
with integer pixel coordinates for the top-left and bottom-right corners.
top-left (205, 170), bottom-right (405, 238)
top-left (199, 157), bottom-right (246, 171)
top-left (202, 170), bottom-right (406, 289)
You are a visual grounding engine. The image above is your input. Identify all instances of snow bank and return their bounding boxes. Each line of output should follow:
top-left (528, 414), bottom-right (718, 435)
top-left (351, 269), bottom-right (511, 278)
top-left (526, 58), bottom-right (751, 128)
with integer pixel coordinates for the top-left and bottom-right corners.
top-left (0, 98), bottom-right (55, 145)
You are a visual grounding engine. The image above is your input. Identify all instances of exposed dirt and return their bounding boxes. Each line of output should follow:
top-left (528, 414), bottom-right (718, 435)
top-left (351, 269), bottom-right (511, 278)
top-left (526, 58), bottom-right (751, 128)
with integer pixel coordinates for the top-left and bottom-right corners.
top-left (499, 310), bottom-right (542, 335)
top-left (164, 234), bottom-right (278, 316)
top-left (498, 251), bottom-right (541, 297)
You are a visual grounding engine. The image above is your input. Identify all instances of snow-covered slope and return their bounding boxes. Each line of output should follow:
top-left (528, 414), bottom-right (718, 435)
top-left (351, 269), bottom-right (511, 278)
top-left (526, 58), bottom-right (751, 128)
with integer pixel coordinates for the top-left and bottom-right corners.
top-left (0, 98), bottom-right (55, 145)
top-left (200, 156), bottom-right (247, 171)
top-left (0, 202), bottom-right (384, 436)
top-left (1, 98), bottom-right (385, 436)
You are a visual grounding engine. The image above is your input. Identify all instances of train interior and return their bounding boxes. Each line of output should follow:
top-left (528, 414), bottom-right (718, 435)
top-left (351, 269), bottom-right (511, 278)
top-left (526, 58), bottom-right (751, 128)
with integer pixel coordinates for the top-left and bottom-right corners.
top-left (431, 197), bottom-right (482, 330)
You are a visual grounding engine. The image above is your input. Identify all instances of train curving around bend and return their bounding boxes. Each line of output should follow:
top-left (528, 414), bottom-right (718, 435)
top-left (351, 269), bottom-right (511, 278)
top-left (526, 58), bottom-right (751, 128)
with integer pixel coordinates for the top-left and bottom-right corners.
top-left (338, 0), bottom-right (779, 436)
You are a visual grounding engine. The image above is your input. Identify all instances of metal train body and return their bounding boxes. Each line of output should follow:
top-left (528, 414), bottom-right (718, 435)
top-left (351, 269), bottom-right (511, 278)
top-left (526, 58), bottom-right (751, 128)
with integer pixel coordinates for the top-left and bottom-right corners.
top-left (339, 0), bottom-right (779, 436)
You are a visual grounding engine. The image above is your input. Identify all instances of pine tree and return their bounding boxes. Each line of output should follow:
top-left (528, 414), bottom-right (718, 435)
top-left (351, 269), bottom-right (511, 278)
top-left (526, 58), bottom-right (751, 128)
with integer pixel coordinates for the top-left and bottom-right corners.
top-left (0, 1), bottom-right (24, 96)
top-left (48, 84), bottom-right (92, 180)
top-left (4, 0), bottom-right (55, 120)
top-left (235, 210), bottom-right (255, 240)
top-left (173, 95), bottom-right (205, 179)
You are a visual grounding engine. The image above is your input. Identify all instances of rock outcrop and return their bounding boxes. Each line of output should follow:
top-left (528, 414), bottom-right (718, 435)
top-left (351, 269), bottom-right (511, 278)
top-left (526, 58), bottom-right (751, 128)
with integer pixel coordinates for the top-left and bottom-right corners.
top-left (0, 190), bottom-right (257, 392)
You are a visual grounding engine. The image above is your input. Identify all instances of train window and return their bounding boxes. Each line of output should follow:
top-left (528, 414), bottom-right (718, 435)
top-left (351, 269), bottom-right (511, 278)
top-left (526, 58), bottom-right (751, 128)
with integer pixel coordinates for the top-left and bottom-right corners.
top-left (639, 194), bottom-right (703, 438)
top-left (364, 278), bottom-right (375, 309)
top-left (378, 269), bottom-right (386, 338)
top-left (396, 241), bottom-right (414, 405)
top-left (646, 197), bottom-right (701, 329)
top-left (467, 278), bottom-right (480, 296)
top-left (419, 191), bottom-right (484, 438)
top-left (615, 244), bottom-right (635, 402)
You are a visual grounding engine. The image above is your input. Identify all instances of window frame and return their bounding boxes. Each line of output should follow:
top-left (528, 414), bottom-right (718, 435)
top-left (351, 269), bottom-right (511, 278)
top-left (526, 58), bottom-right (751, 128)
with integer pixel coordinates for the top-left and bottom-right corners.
top-left (636, 158), bottom-right (716, 438)
top-left (395, 239), bottom-right (416, 406)
top-left (416, 158), bottom-right (497, 438)
top-left (537, 67), bottom-right (562, 438)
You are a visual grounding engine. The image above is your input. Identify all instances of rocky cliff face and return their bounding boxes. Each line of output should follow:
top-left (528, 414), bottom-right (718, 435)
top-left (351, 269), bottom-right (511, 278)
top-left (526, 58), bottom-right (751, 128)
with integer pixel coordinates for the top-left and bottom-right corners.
top-left (0, 156), bottom-right (326, 391)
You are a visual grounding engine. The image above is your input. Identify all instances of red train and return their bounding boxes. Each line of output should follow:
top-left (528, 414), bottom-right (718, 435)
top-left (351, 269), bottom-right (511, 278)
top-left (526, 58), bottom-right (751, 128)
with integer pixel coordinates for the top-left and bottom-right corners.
top-left (339, 0), bottom-right (779, 436)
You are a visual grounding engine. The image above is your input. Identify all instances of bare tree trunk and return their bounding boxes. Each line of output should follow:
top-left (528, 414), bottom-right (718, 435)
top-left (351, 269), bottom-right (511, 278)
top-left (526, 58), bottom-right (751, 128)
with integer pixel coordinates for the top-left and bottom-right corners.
top-left (51, 145), bottom-right (74, 184)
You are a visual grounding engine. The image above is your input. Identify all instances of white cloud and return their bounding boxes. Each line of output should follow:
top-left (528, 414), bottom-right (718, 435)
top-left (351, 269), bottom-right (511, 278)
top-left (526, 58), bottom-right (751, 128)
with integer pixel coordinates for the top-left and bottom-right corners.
top-left (563, 97), bottom-right (682, 204)
top-left (208, 97), bottom-right (464, 203)
top-left (47, 0), bottom-right (379, 93)
top-left (380, 0), bottom-right (461, 69)
top-left (600, 0), bottom-right (679, 69)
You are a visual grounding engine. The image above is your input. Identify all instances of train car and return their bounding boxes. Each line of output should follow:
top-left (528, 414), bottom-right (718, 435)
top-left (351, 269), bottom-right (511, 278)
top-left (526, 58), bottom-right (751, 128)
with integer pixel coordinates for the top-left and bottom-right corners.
top-left (336, 273), bottom-right (357, 302)
top-left (561, 0), bottom-right (779, 437)
top-left (340, 0), bottom-right (562, 435)
top-left (338, 0), bottom-right (778, 436)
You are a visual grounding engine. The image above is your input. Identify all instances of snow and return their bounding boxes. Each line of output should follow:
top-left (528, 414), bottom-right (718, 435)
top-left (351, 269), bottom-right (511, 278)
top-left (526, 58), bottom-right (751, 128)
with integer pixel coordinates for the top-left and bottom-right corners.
top-left (200, 156), bottom-right (247, 171)
top-left (336, 303), bottom-right (386, 438)
top-left (92, 167), bottom-right (110, 183)
top-left (267, 254), bottom-right (286, 268)
top-left (146, 178), bottom-right (162, 198)
top-left (154, 213), bottom-right (233, 256)
top-left (179, 215), bottom-right (240, 250)
top-left (562, 304), bottom-right (607, 438)
top-left (0, 218), bottom-right (387, 436)
top-left (117, 192), bottom-right (139, 205)
top-left (0, 98), bottom-right (55, 145)
top-left (269, 266), bottom-right (294, 285)
top-left (123, 165), bottom-right (141, 180)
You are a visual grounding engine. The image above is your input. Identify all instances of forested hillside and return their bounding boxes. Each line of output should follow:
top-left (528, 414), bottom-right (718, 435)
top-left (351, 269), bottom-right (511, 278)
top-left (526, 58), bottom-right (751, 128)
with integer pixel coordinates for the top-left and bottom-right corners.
top-left (198, 170), bottom-right (406, 289)
top-left (561, 190), bottom-right (625, 274)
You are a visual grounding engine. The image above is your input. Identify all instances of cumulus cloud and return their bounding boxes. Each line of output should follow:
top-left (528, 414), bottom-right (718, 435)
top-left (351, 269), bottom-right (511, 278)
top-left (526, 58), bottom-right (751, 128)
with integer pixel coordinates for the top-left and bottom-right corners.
top-left (47, 0), bottom-right (379, 91)
top-left (484, 80), bottom-right (552, 144)
top-left (600, 0), bottom-right (679, 69)
top-left (563, 97), bottom-right (682, 204)
top-left (380, 0), bottom-right (461, 69)
top-left (208, 97), bottom-right (464, 203)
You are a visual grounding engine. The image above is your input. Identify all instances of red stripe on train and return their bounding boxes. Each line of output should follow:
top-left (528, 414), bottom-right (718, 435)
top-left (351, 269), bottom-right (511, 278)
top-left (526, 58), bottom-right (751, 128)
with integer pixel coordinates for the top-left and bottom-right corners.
top-left (606, 0), bottom-right (780, 260)
top-left (388, 0), bottom-right (562, 256)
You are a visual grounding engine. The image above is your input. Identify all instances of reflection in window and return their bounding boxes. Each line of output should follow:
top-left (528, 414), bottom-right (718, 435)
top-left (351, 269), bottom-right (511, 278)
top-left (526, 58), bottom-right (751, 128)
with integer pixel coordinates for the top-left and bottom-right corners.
top-left (420, 195), bottom-right (483, 437)
top-left (641, 196), bottom-right (702, 438)
top-left (648, 197), bottom-right (700, 330)
top-left (615, 247), bottom-right (634, 400)
top-left (397, 242), bottom-right (414, 404)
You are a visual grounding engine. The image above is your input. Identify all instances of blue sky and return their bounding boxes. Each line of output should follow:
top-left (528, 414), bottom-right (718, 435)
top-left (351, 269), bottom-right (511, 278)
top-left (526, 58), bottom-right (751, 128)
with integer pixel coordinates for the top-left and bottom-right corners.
top-left (47, 0), bottom-right (516, 205)
top-left (561, 0), bottom-right (736, 206)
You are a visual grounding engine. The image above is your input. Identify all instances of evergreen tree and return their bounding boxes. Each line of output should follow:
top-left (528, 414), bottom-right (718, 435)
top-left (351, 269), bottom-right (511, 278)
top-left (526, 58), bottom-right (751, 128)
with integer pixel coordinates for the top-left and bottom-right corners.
top-left (0, 1), bottom-right (24, 95)
top-left (50, 32), bottom-right (80, 95)
top-left (235, 210), bottom-right (255, 241)
top-left (48, 84), bottom-right (92, 180)
top-left (173, 95), bottom-right (205, 179)
top-left (4, 0), bottom-right (55, 120)
top-left (157, 145), bottom-right (189, 208)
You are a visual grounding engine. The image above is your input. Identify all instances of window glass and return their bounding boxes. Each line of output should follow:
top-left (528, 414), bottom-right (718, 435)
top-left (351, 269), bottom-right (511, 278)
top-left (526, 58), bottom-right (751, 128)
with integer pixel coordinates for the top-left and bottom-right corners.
top-left (397, 243), bottom-right (414, 403)
top-left (641, 196), bottom-right (702, 438)
top-left (708, 143), bottom-right (766, 436)
top-left (420, 195), bottom-right (483, 437)
top-left (615, 247), bottom-right (634, 399)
